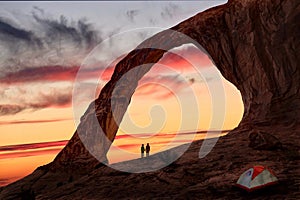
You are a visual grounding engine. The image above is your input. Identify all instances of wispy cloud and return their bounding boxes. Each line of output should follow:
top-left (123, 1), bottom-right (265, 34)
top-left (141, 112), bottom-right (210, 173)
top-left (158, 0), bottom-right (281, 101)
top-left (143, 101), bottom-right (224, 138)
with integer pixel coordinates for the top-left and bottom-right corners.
top-left (0, 104), bottom-right (24, 116)
top-left (0, 140), bottom-right (67, 152)
top-left (0, 9), bottom-right (102, 77)
top-left (0, 8), bottom-right (105, 116)
top-left (158, 45), bottom-right (214, 71)
top-left (0, 140), bottom-right (68, 160)
top-left (0, 148), bottom-right (63, 160)
top-left (0, 84), bottom-right (73, 116)
top-left (31, 10), bottom-right (100, 49)
top-left (125, 10), bottom-right (139, 22)
top-left (0, 66), bottom-right (79, 84)
top-left (0, 118), bottom-right (70, 125)
top-left (160, 3), bottom-right (180, 19)
top-left (135, 75), bottom-right (190, 99)
top-left (0, 19), bottom-right (37, 42)
top-left (115, 130), bottom-right (230, 140)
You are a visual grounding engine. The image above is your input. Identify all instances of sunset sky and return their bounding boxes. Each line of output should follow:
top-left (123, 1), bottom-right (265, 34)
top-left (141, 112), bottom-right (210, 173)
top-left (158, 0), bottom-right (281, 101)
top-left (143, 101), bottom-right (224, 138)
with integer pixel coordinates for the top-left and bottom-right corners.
top-left (0, 1), bottom-right (245, 186)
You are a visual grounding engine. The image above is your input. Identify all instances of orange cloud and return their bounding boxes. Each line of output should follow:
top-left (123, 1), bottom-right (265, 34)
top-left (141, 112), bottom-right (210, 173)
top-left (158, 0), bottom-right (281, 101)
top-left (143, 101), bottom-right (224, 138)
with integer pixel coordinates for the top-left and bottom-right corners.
top-left (0, 119), bottom-right (70, 125)
top-left (0, 148), bottom-right (63, 160)
top-left (0, 140), bottom-right (67, 152)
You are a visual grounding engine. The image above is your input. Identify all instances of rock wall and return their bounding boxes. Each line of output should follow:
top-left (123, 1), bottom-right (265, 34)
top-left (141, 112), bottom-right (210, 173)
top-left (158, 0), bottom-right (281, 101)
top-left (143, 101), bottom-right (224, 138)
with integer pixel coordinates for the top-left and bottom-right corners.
top-left (51, 0), bottom-right (300, 170)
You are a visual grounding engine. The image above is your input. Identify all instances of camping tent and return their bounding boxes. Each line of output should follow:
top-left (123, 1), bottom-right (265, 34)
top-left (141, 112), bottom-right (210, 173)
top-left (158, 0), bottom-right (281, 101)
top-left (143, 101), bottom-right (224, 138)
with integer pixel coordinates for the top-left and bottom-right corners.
top-left (236, 166), bottom-right (278, 191)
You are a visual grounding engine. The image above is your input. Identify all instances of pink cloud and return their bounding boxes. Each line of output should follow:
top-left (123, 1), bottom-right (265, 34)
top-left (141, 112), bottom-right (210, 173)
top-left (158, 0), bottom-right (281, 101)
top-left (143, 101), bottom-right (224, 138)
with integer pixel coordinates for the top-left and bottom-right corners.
top-left (155, 45), bottom-right (214, 73)
top-left (0, 66), bottom-right (80, 84)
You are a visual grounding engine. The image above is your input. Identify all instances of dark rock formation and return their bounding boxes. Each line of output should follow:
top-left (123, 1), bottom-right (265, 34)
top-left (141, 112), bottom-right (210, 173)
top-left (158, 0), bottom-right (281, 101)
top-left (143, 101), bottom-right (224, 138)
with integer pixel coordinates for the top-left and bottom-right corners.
top-left (248, 129), bottom-right (283, 150)
top-left (1, 0), bottom-right (299, 199)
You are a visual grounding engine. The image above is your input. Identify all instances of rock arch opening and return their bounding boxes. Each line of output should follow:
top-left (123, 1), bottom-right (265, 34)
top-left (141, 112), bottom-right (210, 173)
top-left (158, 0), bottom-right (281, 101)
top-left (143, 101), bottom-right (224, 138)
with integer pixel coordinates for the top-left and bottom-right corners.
top-left (107, 43), bottom-right (244, 163)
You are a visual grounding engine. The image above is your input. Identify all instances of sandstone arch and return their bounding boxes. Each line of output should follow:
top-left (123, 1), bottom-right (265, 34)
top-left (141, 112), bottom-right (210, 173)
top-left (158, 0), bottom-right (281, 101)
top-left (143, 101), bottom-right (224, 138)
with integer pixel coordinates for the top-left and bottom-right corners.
top-left (52, 0), bottom-right (299, 170)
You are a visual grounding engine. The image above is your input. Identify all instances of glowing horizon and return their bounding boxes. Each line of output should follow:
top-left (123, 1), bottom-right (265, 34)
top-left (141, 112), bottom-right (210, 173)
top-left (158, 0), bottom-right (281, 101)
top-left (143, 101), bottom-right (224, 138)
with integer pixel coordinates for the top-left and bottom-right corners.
top-left (0, 0), bottom-right (241, 187)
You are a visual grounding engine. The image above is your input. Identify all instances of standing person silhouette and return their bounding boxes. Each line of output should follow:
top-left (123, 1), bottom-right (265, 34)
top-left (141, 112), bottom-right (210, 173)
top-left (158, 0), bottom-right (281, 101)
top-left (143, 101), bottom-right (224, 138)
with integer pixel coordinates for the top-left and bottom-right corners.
top-left (146, 143), bottom-right (150, 157)
top-left (141, 144), bottom-right (145, 158)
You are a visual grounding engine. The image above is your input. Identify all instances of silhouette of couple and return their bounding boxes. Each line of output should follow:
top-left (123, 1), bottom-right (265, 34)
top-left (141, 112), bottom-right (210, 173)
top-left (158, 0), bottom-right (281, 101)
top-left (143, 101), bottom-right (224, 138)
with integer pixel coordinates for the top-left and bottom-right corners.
top-left (141, 143), bottom-right (150, 158)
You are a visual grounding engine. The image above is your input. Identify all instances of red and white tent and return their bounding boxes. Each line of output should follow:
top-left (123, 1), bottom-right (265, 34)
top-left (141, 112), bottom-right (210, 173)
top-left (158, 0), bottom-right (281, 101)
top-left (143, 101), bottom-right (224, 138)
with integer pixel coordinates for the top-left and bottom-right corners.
top-left (236, 166), bottom-right (278, 191)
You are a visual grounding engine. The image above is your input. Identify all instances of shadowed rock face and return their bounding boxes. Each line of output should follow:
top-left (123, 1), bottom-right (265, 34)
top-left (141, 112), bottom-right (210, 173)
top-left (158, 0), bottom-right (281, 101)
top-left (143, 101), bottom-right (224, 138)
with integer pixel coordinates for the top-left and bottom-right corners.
top-left (1, 0), bottom-right (299, 199)
top-left (51, 0), bottom-right (299, 170)
top-left (248, 129), bottom-right (283, 150)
